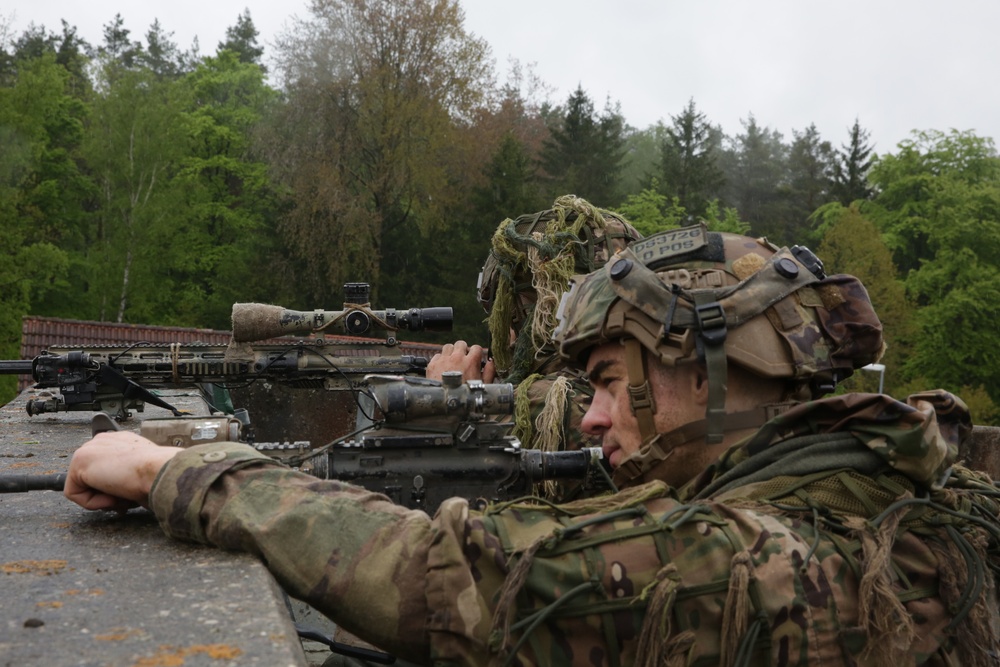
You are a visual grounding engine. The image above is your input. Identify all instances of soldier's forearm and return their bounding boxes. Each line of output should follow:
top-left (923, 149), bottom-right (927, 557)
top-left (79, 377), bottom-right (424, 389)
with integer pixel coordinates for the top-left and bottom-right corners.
top-left (149, 444), bottom-right (436, 659)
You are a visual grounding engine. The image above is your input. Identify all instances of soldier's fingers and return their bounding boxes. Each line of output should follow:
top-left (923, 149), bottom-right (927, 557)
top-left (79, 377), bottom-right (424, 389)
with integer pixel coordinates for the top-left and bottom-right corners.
top-left (64, 485), bottom-right (138, 513)
top-left (65, 435), bottom-right (180, 509)
top-left (482, 359), bottom-right (497, 384)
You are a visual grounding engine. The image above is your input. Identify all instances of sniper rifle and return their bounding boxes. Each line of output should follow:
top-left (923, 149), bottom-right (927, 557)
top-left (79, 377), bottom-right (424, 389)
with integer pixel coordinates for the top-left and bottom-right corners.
top-left (0, 285), bottom-right (451, 420)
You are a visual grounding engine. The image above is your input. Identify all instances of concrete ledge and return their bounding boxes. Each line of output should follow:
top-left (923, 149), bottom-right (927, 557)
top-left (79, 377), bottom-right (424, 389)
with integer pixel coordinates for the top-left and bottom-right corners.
top-left (0, 388), bottom-right (307, 666)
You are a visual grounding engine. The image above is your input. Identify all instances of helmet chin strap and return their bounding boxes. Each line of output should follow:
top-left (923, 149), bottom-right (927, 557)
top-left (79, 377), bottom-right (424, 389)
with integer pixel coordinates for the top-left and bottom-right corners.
top-left (618, 335), bottom-right (792, 488)
top-left (611, 407), bottom-right (790, 488)
top-left (692, 292), bottom-right (729, 444)
top-left (623, 338), bottom-right (658, 444)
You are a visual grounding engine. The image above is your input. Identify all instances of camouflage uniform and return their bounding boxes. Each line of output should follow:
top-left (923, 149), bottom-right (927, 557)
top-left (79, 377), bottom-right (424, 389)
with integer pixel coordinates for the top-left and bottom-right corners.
top-left (146, 226), bottom-right (1000, 664)
top-left (150, 389), bottom-right (1000, 666)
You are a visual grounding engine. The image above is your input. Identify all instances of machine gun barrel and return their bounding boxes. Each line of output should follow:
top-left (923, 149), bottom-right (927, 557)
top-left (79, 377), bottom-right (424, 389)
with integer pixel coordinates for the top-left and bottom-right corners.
top-left (0, 473), bottom-right (67, 493)
top-left (0, 375), bottom-right (607, 510)
top-left (0, 360), bottom-right (34, 375)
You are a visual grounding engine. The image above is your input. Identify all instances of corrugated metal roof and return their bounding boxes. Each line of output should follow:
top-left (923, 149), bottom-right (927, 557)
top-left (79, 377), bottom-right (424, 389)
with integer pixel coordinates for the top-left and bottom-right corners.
top-left (16, 315), bottom-right (442, 390)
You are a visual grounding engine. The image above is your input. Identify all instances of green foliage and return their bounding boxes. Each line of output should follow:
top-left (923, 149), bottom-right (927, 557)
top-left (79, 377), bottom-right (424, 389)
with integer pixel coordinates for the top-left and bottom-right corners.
top-left (657, 98), bottom-right (725, 219)
top-left (614, 181), bottom-right (747, 237)
top-left (0, 52), bottom-right (82, 403)
top-left (701, 200), bottom-right (750, 234)
top-left (955, 385), bottom-right (1000, 427)
top-left (816, 204), bottom-right (911, 395)
top-left (166, 51), bottom-right (289, 329)
top-left (832, 118), bottom-right (875, 205)
top-left (903, 247), bottom-right (1000, 394)
top-left (82, 61), bottom-right (190, 323)
top-left (614, 180), bottom-right (685, 235)
top-left (539, 86), bottom-right (627, 205)
top-left (862, 129), bottom-right (1000, 404)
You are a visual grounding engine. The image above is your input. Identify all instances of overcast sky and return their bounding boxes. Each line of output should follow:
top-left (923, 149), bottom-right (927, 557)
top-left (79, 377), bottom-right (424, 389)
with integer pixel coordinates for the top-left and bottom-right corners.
top-left (6, 1), bottom-right (1000, 153)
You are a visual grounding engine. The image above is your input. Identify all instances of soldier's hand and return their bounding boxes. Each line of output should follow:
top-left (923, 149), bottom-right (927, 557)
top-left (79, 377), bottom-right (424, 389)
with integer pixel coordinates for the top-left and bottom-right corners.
top-left (427, 340), bottom-right (495, 383)
top-left (65, 431), bottom-right (183, 513)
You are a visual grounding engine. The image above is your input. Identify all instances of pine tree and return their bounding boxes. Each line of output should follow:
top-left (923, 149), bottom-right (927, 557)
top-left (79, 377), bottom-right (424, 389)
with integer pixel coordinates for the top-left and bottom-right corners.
top-left (832, 118), bottom-right (875, 205)
top-left (218, 10), bottom-right (265, 71)
top-left (99, 15), bottom-right (143, 71)
top-left (142, 20), bottom-right (184, 79)
top-left (786, 123), bottom-right (835, 242)
top-left (721, 115), bottom-right (790, 240)
top-left (658, 98), bottom-right (724, 219)
top-left (539, 86), bottom-right (626, 205)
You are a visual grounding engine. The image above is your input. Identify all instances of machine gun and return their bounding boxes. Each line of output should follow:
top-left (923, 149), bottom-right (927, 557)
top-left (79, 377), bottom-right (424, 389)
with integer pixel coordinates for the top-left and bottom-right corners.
top-left (0, 373), bottom-right (608, 513)
top-left (0, 284), bottom-right (451, 420)
top-left (304, 373), bottom-right (608, 511)
top-left (0, 372), bottom-right (607, 665)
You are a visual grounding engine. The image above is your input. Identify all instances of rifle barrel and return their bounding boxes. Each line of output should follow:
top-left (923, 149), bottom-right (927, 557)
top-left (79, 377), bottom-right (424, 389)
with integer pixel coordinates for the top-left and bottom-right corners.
top-left (0, 474), bottom-right (67, 493)
top-left (0, 360), bottom-right (34, 375)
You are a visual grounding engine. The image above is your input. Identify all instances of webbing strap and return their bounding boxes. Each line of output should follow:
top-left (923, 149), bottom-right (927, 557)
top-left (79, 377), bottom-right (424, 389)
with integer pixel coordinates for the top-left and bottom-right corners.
top-left (605, 245), bottom-right (820, 331)
top-left (693, 292), bottom-right (727, 444)
top-left (624, 338), bottom-right (658, 443)
top-left (612, 407), bottom-right (781, 488)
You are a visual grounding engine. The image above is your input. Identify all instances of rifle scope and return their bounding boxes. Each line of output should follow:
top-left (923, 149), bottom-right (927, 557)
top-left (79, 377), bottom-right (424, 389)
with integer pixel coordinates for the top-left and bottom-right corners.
top-left (366, 373), bottom-right (513, 422)
top-left (231, 303), bottom-right (453, 342)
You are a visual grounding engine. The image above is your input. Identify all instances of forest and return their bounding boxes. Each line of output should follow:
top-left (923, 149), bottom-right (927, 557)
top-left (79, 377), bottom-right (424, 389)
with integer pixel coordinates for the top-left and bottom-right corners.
top-left (2, 0), bottom-right (999, 423)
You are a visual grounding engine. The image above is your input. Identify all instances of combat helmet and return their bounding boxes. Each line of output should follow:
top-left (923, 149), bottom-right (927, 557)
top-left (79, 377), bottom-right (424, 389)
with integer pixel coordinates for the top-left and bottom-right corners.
top-left (554, 222), bottom-right (885, 484)
top-left (477, 194), bottom-right (642, 382)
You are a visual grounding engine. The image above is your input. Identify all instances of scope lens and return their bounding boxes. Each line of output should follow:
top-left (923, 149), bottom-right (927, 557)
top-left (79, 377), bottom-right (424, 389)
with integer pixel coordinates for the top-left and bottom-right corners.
top-left (410, 307), bottom-right (453, 332)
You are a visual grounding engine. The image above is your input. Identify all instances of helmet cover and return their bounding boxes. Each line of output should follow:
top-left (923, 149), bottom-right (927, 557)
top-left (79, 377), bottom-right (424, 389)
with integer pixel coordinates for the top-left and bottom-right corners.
top-left (478, 194), bottom-right (642, 378)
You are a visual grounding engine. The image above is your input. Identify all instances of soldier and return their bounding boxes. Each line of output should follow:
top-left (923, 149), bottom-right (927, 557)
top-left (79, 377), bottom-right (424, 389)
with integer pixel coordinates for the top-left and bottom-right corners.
top-left (428, 195), bottom-right (641, 498)
top-left (66, 224), bottom-right (1000, 665)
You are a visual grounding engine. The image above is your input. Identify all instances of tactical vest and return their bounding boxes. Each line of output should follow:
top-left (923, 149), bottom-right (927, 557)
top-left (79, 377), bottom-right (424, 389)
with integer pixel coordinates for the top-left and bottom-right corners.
top-left (479, 431), bottom-right (1000, 667)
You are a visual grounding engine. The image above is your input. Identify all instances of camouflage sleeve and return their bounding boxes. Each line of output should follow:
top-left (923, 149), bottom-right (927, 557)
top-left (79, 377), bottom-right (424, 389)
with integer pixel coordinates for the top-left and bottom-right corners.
top-left (149, 442), bottom-right (438, 660)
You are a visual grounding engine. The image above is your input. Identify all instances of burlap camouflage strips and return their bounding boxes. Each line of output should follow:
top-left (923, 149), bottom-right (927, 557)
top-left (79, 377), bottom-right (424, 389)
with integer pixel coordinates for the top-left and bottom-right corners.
top-left (478, 195), bottom-right (642, 382)
top-left (150, 390), bottom-right (1000, 666)
top-left (511, 368), bottom-right (608, 501)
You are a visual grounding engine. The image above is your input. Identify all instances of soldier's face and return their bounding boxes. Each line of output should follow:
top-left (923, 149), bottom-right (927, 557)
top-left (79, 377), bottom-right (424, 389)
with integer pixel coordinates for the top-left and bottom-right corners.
top-left (582, 343), bottom-right (703, 471)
